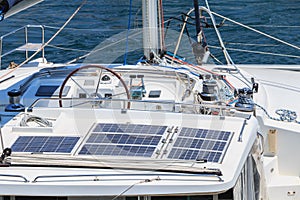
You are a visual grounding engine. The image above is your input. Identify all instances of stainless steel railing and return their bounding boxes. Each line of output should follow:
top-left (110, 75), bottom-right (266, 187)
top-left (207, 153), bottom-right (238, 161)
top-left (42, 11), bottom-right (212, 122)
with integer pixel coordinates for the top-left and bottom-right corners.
top-left (0, 25), bottom-right (45, 68)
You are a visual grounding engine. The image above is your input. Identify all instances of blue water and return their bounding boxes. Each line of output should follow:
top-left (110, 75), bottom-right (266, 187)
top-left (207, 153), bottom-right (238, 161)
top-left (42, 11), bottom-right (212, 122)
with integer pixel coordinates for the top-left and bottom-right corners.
top-left (0, 0), bottom-right (299, 66)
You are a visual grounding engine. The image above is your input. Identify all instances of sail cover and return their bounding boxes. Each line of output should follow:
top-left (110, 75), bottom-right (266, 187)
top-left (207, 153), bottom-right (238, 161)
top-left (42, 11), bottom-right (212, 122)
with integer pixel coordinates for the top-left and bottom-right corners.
top-left (0, 0), bottom-right (43, 21)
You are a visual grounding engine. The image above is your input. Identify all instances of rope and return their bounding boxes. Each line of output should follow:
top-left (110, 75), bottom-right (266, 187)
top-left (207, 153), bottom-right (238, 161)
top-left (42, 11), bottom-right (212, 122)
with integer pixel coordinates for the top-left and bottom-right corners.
top-left (20, 114), bottom-right (52, 127)
top-left (0, 0), bottom-right (87, 81)
top-left (230, 72), bottom-right (251, 88)
top-left (123, 0), bottom-right (133, 65)
top-left (255, 103), bottom-right (300, 124)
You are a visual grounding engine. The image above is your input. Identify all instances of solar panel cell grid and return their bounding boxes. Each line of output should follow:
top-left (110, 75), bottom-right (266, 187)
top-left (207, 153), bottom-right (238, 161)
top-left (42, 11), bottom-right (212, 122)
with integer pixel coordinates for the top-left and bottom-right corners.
top-left (11, 136), bottom-right (79, 153)
top-left (79, 144), bottom-right (155, 157)
top-left (93, 123), bottom-right (167, 135)
top-left (79, 123), bottom-right (167, 157)
top-left (168, 127), bottom-right (232, 163)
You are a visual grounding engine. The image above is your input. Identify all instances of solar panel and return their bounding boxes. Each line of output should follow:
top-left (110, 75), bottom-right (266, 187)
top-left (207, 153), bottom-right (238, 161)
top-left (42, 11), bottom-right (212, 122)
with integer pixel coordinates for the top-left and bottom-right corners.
top-left (92, 123), bottom-right (166, 135)
top-left (79, 123), bottom-right (167, 157)
top-left (79, 144), bottom-right (156, 157)
top-left (11, 136), bottom-right (80, 153)
top-left (167, 127), bottom-right (233, 163)
top-left (86, 133), bottom-right (162, 145)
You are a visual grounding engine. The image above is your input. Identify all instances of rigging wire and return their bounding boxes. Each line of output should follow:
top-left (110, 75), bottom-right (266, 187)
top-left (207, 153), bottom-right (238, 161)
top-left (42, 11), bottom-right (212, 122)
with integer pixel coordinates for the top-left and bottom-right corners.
top-left (202, 1), bottom-right (252, 87)
top-left (227, 47), bottom-right (300, 59)
top-left (224, 42), bottom-right (279, 47)
top-left (191, 2), bottom-right (251, 88)
top-left (43, 25), bottom-right (120, 32)
top-left (212, 11), bottom-right (300, 51)
top-left (209, 45), bottom-right (300, 59)
top-left (66, 30), bottom-right (142, 64)
top-left (43, 24), bottom-right (300, 31)
top-left (47, 44), bottom-right (91, 53)
top-left (201, 3), bottom-right (233, 65)
top-left (111, 177), bottom-right (160, 200)
top-left (222, 24), bottom-right (300, 28)
top-left (0, 0), bottom-right (88, 81)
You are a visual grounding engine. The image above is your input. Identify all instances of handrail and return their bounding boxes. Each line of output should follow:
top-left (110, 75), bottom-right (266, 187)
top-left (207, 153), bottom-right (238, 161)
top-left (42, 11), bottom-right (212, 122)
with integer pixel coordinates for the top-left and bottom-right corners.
top-left (33, 173), bottom-right (223, 183)
top-left (25, 25), bottom-right (45, 61)
top-left (28, 97), bottom-right (225, 110)
top-left (238, 119), bottom-right (247, 142)
top-left (27, 97), bottom-right (252, 118)
top-left (0, 126), bottom-right (4, 151)
top-left (0, 25), bottom-right (45, 68)
top-left (0, 172), bottom-right (222, 184)
top-left (0, 174), bottom-right (29, 182)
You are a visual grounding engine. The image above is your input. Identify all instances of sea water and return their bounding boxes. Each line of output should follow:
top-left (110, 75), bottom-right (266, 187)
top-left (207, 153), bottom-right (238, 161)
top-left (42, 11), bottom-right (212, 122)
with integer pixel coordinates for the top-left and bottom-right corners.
top-left (0, 0), bottom-right (299, 67)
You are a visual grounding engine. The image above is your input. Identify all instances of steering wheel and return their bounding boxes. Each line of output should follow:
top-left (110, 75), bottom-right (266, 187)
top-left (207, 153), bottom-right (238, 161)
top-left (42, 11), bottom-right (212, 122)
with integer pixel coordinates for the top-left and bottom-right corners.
top-left (58, 64), bottom-right (130, 108)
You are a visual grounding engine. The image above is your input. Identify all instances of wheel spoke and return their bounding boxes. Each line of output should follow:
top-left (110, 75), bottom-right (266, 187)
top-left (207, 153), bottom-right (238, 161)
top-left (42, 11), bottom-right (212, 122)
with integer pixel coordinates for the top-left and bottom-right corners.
top-left (95, 68), bottom-right (103, 96)
top-left (70, 77), bottom-right (92, 98)
top-left (58, 65), bottom-right (131, 108)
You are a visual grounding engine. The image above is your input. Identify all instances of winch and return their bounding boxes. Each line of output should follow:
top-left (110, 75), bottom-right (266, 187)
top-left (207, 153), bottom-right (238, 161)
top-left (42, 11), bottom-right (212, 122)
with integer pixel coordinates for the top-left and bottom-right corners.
top-left (235, 87), bottom-right (255, 112)
top-left (199, 74), bottom-right (218, 101)
top-left (5, 89), bottom-right (25, 112)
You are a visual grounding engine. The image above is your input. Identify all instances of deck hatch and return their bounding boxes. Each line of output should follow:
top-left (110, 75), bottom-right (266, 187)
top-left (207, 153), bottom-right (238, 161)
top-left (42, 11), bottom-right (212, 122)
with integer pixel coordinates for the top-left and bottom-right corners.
top-left (167, 127), bottom-right (233, 163)
top-left (35, 85), bottom-right (60, 97)
top-left (35, 85), bottom-right (70, 97)
top-left (11, 136), bottom-right (80, 153)
top-left (78, 123), bottom-right (167, 157)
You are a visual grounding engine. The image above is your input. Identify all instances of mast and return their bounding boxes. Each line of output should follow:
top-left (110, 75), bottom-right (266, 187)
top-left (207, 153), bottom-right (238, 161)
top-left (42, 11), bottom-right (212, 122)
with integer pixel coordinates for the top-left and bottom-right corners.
top-left (142, 0), bottom-right (159, 60)
top-left (193, 0), bottom-right (201, 42)
top-left (192, 0), bottom-right (210, 64)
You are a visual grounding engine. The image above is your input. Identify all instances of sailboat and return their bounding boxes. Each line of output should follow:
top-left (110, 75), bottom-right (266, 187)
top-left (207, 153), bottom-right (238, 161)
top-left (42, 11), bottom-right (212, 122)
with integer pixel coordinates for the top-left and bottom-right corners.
top-left (0, 0), bottom-right (299, 199)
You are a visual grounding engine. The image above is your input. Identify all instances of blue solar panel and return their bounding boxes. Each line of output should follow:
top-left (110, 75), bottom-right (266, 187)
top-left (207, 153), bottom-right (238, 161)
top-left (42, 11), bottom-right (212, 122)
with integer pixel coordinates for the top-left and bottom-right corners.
top-left (93, 123), bottom-right (166, 135)
top-left (86, 133), bottom-right (161, 146)
top-left (11, 136), bottom-right (80, 153)
top-left (79, 144), bottom-right (155, 157)
top-left (167, 127), bottom-right (233, 163)
top-left (79, 123), bottom-right (167, 157)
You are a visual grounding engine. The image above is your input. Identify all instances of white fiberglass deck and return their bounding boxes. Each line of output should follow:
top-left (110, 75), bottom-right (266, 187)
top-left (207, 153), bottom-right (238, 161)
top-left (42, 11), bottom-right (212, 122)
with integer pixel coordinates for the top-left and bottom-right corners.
top-left (0, 106), bottom-right (257, 196)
